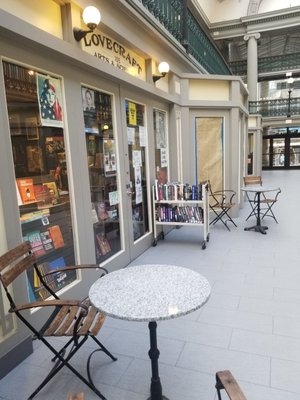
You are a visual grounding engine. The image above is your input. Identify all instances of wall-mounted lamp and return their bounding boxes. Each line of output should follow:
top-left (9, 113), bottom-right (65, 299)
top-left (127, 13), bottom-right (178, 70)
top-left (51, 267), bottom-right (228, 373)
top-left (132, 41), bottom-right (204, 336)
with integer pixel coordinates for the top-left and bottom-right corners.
top-left (153, 62), bottom-right (170, 83)
top-left (73, 6), bottom-right (101, 42)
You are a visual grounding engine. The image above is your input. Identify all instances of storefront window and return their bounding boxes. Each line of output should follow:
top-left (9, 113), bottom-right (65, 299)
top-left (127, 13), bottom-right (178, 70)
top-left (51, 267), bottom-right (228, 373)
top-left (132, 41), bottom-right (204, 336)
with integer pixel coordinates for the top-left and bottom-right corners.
top-left (153, 109), bottom-right (168, 183)
top-left (3, 61), bottom-right (76, 302)
top-left (81, 87), bottom-right (121, 263)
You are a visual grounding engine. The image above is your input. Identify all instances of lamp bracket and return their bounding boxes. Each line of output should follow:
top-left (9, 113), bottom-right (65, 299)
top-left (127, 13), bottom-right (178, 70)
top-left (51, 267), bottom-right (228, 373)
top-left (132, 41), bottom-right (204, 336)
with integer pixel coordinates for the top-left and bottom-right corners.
top-left (153, 72), bottom-right (167, 83)
top-left (73, 27), bottom-right (93, 42)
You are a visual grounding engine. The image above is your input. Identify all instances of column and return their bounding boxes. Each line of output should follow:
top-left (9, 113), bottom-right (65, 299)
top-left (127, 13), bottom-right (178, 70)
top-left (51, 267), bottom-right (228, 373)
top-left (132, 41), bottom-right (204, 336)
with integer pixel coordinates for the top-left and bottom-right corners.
top-left (244, 33), bottom-right (261, 101)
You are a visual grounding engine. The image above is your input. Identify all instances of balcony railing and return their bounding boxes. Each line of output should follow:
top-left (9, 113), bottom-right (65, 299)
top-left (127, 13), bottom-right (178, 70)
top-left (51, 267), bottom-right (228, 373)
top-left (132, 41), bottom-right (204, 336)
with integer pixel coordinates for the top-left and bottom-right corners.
top-left (125, 0), bottom-right (231, 75)
top-left (249, 98), bottom-right (300, 117)
top-left (230, 52), bottom-right (300, 77)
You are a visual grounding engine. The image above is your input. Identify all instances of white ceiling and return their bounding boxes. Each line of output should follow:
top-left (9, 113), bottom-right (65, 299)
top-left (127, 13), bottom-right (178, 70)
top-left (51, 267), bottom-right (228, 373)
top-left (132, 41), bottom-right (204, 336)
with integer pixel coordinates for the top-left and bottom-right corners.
top-left (193, 0), bottom-right (300, 23)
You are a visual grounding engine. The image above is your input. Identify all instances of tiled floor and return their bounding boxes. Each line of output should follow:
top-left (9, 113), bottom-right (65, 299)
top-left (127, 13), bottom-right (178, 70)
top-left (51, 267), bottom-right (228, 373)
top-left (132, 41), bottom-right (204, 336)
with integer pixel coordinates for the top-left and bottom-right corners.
top-left (1, 169), bottom-right (300, 400)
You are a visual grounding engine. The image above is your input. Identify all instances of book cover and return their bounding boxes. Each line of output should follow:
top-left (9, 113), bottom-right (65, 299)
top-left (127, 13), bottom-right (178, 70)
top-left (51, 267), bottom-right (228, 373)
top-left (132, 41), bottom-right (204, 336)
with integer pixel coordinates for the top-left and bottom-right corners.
top-left (40, 230), bottom-right (54, 251)
top-left (33, 184), bottom-right (51, 204)
top-left (96, 234), bottom-right (111, 256)
top-left (96, 202), bottom-right (108, 220)
top-left (26, 145), bottom-right (44, 173)
top-left (16, 178), bottom-right (37, 204)
top-left (48, 257), bottom-right (66, 287)
top-left (27, 230), bottom-right (46, 257)
top-left (43, 182), bottom-right (59, 202)
top-left (48, 225), bottom-right (64, 249)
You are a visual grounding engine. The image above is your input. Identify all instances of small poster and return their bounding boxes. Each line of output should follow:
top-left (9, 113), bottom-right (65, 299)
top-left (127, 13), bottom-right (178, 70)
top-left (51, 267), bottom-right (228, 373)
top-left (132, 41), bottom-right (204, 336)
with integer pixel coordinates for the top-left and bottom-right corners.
top-left (37, 73), bottom-right (64, 128)
top-left (128, 102), bottom-right (137, 125)
top-left (132, 150), bottom-right (142, 168)
top-left (134, 167), bottom-right (141, 188)
top-left (139, 126), bottom-right (146, 147)
top-left (103, 139), bottom-right (117, 177)
top-left (160, 148), bottom-right (168, 168)
top-left (127, 127), bottom-right (135, 144)
top-left (135, 186), bottom-right (143, 205)
top-left (82, 87), bottom-right (98, 134)
top-left (155, 110), bottom-right (166, 149)
top-left (109, 191), bottom-right (119, 206)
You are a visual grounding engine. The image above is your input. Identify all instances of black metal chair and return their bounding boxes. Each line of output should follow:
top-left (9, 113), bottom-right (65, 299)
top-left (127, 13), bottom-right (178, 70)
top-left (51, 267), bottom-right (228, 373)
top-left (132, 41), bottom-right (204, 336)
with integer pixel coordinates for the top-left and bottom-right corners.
top-left (0, 241), bottom-right (117, 400)
top-left (207, 182), bottom-right (237, 231)
top-left (215, 370), bottom-right (247, 400)
top-left (260, 188), bottom-right (281, 223)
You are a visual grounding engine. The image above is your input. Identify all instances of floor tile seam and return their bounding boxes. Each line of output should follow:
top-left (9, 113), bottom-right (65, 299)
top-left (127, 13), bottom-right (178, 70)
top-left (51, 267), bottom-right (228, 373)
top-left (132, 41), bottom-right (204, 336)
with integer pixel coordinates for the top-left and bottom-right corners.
top-left (231, 325), bottom-right (300, 340)
top-left (112, 355), bottom-right (136, 387)
top-left (156, 329), bottom-right (232, 350)
top-left (194, 316), bottom-right (273, 334)
top-left (206, 303), bottom-right (279, 318)
top-left (180, 339), bottom-right (272, 361)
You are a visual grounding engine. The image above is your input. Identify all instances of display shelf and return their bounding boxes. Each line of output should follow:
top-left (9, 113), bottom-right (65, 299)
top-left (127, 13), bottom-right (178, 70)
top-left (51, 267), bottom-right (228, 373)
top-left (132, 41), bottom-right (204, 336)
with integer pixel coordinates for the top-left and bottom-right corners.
top-left (152, 183), bottom-right (210, 249)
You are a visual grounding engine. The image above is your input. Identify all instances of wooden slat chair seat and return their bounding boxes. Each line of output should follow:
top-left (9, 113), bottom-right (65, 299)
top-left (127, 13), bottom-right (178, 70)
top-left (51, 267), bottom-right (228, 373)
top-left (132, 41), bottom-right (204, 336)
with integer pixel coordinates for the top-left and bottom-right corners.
top-left (216, 370), bottom-right (247, 400)
top-left (0, 241), bottom-right (117, 400)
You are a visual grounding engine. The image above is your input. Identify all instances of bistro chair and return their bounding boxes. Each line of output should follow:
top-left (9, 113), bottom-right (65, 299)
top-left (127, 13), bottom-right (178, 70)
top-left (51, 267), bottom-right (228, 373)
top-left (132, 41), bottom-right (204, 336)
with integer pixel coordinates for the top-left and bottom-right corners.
top-left (207, 181), bottom-right (237, 231)
top-left (260, 188), bottom-right (281, 223)
top-left (0, 241), bottom-right (117, 400)
top-left (215, 370), bottom-right (247, 400)
top-left (243, 175), bottom-right (262, 221)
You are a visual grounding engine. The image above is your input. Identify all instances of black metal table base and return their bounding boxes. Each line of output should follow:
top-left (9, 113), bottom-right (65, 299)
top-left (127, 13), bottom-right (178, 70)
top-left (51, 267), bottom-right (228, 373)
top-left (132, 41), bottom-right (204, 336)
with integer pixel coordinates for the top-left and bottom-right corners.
top-left (148, 321), bottom-right (170, 400)
top-left (244, 225), bottom-right (268, 234)
top-left (244, 191), bottom-right (268, 235)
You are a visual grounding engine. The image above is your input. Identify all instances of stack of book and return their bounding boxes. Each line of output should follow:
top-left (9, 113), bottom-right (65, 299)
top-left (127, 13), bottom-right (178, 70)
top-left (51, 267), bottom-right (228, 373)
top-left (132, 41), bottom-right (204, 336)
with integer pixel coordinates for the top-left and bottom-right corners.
top-left (154, 180), bottom-right (204, 201)
top-left (155, 205), bottom-right (203, 223)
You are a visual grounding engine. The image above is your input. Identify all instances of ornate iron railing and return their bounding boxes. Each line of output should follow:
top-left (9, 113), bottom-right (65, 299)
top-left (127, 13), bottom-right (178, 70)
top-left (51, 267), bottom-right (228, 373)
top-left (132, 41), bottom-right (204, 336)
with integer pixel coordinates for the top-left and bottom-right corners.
top-left (249, 98), bottom-right (300, 117)
top-left (230, 53), bottom-right (300, 77)
top-left (125, 0), bottom-right (231, 75)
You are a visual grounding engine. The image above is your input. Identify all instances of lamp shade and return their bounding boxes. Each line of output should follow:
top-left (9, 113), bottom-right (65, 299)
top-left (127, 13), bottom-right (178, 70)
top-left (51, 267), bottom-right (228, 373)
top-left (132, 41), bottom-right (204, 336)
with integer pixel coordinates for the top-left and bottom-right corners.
top-left (158, 62), bottom-right (170, 74)
top-left (82, 6), bottom-right (101, 26)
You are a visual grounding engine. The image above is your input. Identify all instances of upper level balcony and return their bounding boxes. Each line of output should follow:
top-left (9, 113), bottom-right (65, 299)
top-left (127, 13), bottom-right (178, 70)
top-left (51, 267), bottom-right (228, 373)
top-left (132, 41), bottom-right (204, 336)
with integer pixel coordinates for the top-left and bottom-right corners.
top-left (249, 97), bottom-right (300, 118)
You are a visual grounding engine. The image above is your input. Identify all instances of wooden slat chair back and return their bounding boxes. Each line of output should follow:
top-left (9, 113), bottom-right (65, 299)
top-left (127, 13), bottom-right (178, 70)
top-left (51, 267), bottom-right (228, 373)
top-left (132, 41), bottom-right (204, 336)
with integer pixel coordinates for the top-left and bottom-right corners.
top-left (216, 370), bottom-right (247, 400)
top-left (0, 241), bottom-right (117, 400)
top-left (243, 175), bottom-right (262, 186)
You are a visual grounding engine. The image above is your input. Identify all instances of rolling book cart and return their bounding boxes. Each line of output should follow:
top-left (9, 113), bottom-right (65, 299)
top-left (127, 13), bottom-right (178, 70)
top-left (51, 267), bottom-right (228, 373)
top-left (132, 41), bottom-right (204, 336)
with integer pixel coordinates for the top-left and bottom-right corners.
top-left (152, 181), bottom-right (210, 249)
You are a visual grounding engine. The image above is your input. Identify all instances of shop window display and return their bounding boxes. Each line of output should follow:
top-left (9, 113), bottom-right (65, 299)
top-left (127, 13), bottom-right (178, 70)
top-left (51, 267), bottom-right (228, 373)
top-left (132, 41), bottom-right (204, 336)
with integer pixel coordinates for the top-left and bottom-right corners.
top-left (3, 61), bottom-right (76, 302)
top-left (81, 86), bottom-right (121, 263)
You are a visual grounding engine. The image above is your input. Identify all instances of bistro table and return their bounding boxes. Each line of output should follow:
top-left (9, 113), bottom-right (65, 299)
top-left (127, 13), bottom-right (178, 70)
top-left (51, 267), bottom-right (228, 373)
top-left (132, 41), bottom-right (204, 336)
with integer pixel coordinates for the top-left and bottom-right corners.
top-left (89, 264), bottom-right (211, 400)
top-left (241, 185), bottom-right (280, 234)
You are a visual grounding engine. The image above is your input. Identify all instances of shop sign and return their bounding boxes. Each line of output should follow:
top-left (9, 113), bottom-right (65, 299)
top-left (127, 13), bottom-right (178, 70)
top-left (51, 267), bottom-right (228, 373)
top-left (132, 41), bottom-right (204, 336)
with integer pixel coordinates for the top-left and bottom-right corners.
top-left (83, 30), bottom-right (145, 80)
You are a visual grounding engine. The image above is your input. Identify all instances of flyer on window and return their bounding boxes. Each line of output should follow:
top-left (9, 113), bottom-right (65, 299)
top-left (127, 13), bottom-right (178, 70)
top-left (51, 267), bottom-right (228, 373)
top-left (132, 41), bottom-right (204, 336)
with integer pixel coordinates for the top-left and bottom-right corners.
top-left (103, 139), bottom-right (117, 177)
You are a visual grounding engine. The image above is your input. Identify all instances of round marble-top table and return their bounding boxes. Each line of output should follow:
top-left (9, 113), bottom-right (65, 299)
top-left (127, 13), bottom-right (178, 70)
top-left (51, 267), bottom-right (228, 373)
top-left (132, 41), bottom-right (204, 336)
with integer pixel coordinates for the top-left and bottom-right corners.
top-left (89, 264), bottom-right (211, 400)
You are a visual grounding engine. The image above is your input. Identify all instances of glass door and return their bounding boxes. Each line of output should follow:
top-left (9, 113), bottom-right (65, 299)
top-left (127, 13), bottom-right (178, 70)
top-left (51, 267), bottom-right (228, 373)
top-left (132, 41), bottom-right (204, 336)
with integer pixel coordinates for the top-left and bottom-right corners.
top-left (272, 138), bottom-right (286, 167)
top-left (125, 99), bottom-right (149, 243)
top-left (81, 86), bottom-right (122, 265)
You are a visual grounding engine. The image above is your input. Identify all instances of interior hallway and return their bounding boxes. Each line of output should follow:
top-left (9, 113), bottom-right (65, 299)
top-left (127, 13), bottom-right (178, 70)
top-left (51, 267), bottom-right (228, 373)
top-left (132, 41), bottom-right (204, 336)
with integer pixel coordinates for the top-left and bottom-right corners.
top-left (0, 169), bottom-right (300, 400)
